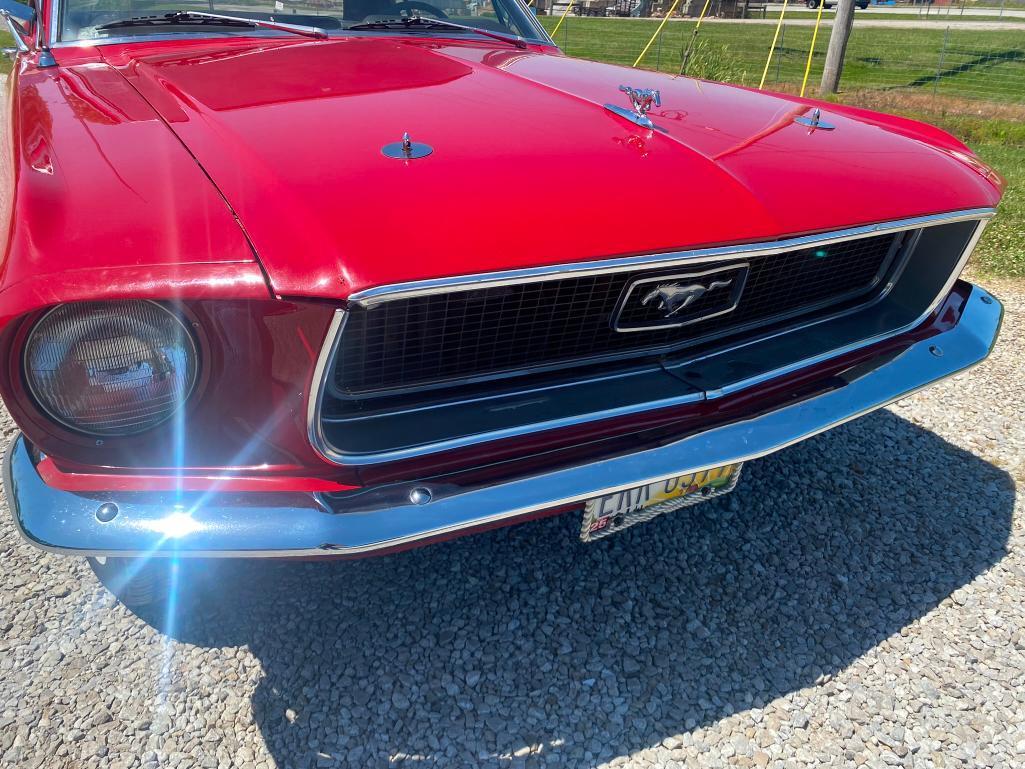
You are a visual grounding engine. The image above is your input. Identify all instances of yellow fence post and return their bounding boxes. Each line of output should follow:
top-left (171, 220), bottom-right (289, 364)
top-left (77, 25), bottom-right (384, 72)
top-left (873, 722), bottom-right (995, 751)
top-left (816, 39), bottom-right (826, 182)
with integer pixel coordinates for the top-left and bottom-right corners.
top-left (633, 0), bottom-right (684, 68)
top-left (550, 0), bottom-right (576, 39)
top-left (800, 0), bottom-right (825, 97)
top-left (758, 0), bottom-right (789, 90)
top-left (677, 0), bottom-right (712, 76)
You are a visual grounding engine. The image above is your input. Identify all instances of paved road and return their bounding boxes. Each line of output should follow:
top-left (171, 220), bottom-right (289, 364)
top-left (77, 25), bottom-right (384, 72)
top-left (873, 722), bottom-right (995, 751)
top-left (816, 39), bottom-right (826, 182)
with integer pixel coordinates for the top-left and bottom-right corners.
top-left (701, 15), bottom-right (1024, 26)
top-left (548, 7), bottom-right (1024, 27)
top-left (0, 283), bottom-right (1022, 769)
top-left (765, 2), bottom-right (1025, 18)
top-left (609, 14), bottom-right (1025, 27)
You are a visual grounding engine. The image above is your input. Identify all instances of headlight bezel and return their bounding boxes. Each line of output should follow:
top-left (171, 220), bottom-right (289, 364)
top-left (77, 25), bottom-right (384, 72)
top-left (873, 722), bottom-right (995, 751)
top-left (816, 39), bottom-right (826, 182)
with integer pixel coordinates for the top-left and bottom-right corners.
top-left (21, 300), bottom-right (201, 438)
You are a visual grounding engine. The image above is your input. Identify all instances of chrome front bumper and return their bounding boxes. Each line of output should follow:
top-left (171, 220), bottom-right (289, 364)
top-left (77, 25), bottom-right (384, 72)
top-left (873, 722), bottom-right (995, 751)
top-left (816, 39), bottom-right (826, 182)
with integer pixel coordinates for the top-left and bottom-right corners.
top-left (6, 284), bottom-right (1003, 559)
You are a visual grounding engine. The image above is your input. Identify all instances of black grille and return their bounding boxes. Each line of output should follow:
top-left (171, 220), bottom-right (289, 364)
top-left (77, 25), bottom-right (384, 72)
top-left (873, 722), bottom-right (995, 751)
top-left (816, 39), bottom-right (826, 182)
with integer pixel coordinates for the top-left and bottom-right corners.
top-left (333, 231), bottom-right (906, 397)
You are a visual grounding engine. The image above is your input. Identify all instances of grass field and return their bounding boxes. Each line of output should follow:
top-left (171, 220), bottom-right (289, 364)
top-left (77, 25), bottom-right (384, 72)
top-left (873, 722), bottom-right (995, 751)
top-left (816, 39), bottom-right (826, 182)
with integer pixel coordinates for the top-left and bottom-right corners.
top-left (970, 145), bottom-right (1024, 278)
top-left (540, 17), bottom-right (1025, 104)
top-left (865, 107), bottom-right (1022, 276)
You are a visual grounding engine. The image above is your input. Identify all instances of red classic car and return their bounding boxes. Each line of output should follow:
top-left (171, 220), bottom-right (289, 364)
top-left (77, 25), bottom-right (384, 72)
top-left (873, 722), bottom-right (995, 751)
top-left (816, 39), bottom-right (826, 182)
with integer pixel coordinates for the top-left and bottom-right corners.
top-left (0, 0), bottom-right (1004, 605)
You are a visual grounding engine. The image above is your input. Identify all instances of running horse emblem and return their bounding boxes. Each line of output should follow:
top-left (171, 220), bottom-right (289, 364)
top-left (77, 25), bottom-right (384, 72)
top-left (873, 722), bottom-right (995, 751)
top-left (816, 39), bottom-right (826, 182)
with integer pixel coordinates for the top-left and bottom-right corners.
top-left (640, 278), bottom-right (734, 318)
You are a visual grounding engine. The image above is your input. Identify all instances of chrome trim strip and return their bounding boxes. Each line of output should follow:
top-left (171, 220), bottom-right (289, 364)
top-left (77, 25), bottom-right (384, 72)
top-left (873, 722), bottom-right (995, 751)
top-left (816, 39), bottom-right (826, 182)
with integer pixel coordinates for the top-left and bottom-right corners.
top-left (2, 12), bottom-right (29, 53)
top-left (348, 209), bottom-right (995, 307)
top-left (322, 364), bottom-right (661, 423)
top-left (308, 309), bottom-right (347, 467)
top-left (8, 284), bottom-right (1003, 558)
top-left (35, 1), bottom-right (45, 51)
top-left (52, 32), bottom-right (248, 47)
top-left (48, 0), bottom-right (59, 46)
top-left (308, 211), bottom-right (991, 465)
top-left (48, 23), bottom-right (552, 47)
top-left (515, 0), bottom-right (556, 45)
top-left (48, 0), bottom-right (554, 47)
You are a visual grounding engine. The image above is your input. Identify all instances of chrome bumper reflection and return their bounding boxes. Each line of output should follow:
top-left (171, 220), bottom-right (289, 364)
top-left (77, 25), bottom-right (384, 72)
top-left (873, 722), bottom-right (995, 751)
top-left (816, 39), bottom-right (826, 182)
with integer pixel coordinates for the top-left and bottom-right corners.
top-left (6, 285), bottom-right (1003, 559)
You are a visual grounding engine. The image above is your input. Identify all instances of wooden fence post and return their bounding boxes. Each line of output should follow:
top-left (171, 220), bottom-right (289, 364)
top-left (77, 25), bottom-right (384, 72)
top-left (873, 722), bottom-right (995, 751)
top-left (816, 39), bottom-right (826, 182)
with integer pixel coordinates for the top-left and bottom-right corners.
top-left (820, 0), bottom-right (855, 95)
top-left (933, 26), bottom-right (950, 96)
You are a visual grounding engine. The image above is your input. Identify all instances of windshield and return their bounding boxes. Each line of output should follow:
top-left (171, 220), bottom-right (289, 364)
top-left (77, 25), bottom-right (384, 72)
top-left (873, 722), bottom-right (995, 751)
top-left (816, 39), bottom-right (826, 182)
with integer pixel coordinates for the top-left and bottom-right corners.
top-left (58, 0), bottom-right (549, 43)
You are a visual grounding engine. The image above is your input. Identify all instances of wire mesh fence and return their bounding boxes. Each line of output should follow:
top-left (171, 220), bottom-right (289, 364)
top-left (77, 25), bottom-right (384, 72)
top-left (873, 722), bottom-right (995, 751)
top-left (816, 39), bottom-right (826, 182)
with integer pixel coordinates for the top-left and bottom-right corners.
top-left (536, 13), bottom-right (1025, 112)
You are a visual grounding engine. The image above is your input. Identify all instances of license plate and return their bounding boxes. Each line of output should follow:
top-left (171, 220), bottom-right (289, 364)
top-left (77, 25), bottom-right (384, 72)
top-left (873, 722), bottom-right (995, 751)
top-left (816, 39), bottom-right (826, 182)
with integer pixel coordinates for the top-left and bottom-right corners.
top-left (580, 463), bottom-right (743, 542)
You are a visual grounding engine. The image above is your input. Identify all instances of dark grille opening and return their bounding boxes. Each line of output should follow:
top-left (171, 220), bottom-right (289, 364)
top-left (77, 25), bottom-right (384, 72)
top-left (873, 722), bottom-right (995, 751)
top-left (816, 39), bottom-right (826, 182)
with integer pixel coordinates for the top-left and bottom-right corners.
top-left (333, 231), bottom-right (908, 398)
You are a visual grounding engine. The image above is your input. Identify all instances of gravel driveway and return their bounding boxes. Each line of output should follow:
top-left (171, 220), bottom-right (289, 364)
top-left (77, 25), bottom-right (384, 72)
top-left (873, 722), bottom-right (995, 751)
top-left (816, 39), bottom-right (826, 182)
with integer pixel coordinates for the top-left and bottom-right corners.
top-left (1, 284), bottom-right (1022, 769)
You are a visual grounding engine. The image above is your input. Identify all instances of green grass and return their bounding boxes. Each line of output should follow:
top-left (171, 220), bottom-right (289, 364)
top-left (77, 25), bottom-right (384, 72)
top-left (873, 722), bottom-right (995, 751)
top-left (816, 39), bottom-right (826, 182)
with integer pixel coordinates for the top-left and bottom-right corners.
top-left (540, 17), bottom-right (1025, 103)
top-left (905, 108), bottom-right (1025, 279)
top-left (907, 113), bottom-right (1025, 146)
top-left (0, 32), bottom-right (10, 76)
top-left (969, 145), bottom-right (1025, 278)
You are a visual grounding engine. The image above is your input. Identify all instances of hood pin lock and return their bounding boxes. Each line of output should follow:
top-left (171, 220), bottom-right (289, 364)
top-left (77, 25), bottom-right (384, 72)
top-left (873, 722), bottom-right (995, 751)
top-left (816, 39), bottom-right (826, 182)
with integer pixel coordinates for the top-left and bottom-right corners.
top-left (382, 132), bottom-right (433, 160)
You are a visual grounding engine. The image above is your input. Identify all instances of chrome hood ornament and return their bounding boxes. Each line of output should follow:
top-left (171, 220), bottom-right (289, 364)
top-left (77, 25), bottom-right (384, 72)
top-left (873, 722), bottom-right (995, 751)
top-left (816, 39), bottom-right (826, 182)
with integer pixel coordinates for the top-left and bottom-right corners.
top-left (794, 108), bottom-right (835, 132)
top-left (605, 85), bottom-right (664, 131)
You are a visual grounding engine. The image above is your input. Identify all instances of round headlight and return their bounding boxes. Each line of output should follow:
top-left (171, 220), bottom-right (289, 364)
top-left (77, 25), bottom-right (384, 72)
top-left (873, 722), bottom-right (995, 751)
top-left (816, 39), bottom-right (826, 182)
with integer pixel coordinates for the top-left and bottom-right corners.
top-left (24, 301), bottom-right (198, 436)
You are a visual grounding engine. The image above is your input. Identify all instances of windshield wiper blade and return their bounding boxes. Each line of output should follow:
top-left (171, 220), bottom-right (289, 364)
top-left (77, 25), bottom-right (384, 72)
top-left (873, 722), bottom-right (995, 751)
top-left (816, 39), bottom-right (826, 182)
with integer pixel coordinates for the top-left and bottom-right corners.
top-left (98, 10), bottom-right (328, 39)
top-left (348, 16), bottom-right (526, 48)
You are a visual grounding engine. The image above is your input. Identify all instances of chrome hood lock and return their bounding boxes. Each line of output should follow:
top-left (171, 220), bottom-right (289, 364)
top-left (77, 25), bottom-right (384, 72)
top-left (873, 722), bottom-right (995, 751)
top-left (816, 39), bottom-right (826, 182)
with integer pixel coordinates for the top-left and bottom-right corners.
top-left (382, 131), bottom-right (434, 160)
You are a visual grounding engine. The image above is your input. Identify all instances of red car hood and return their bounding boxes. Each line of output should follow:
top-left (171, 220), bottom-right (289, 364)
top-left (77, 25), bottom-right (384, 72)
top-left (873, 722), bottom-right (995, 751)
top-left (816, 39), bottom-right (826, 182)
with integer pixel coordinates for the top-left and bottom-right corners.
top-left (107, 37), bottom-right (1000, 299)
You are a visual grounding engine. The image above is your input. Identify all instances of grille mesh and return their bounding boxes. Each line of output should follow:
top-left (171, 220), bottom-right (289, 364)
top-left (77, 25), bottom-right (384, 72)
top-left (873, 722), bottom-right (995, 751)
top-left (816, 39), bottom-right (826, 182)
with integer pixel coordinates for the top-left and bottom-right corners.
top-left (334, 232), bottom-right (904, 396)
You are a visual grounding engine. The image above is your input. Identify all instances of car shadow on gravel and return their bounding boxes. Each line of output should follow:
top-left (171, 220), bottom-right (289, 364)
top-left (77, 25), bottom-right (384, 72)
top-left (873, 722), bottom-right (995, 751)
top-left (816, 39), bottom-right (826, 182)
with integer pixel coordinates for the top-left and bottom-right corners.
top-left (142, 409), bottom-right (1015, 769)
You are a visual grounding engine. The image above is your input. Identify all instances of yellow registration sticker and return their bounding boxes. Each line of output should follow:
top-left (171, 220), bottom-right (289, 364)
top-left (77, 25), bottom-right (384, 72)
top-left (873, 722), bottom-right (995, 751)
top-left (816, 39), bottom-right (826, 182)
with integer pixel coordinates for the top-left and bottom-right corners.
top-left (580, 463), bottom-right (742, 542)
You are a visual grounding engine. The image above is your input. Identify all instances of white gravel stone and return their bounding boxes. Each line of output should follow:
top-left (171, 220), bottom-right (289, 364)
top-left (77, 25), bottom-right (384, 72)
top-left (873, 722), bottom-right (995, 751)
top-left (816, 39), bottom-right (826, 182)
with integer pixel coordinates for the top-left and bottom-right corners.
top-left (0, 283), bottom-right (1022, 768)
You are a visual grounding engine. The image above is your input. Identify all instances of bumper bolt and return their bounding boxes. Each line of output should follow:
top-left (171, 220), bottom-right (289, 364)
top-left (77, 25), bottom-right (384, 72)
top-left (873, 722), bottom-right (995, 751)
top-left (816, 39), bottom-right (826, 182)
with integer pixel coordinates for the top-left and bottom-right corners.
top-left (929, 345), bottom-right (943, 357)
top-left (95, 503), bottom-right (119, 523)
top-left (409, 487), bottom-right (432, 505)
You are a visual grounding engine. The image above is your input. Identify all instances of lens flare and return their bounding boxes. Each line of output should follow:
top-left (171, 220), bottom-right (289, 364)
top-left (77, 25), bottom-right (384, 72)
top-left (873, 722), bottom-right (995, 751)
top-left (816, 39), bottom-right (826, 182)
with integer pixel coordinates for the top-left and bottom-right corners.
top-left (144, 511), bottom-right (204, 539)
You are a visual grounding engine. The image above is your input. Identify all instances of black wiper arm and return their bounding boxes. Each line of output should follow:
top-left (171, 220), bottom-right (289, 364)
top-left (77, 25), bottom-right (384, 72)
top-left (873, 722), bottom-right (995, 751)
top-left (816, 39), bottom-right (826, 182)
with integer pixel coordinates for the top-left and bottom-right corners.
top-left (348, 16), bottom-right (526, 48)
top-left (98, 11), bottom-right (328, 39)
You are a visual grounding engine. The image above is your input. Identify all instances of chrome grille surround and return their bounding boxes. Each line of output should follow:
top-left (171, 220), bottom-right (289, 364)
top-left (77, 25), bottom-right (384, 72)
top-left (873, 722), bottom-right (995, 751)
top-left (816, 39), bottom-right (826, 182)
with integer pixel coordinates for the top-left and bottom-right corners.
top-left (309, 208), bottom-right (994, 466)
top-left (347, 209), bottom-right (991, 307)
top-left (332, 232), bottom-right (905, 398)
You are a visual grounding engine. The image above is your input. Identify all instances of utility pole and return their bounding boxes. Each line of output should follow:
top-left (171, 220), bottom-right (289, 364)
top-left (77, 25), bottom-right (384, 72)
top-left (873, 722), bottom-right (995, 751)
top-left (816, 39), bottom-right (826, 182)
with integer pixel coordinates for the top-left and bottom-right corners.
top-left (820, 0), bottom-right (855, 95)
